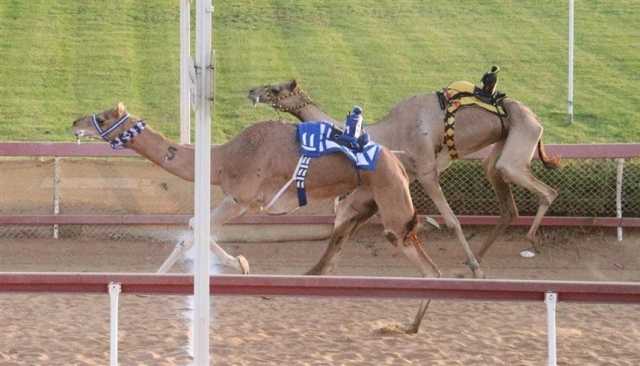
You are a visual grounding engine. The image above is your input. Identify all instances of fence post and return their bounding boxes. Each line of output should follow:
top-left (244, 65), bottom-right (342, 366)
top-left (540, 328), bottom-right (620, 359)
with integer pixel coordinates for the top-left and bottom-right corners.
top-left (53, 157), bottom-right (60, 239)
top-left (109, 282), bottom-right (122, 366)
top-left (567, 0), bottom-right (575, 123)
top-left (545, 292), bottom-right (558, 366)
top-left (180, 0), bottom-right (191, 144)
top-left (616, 158), bottom-right (625, 241)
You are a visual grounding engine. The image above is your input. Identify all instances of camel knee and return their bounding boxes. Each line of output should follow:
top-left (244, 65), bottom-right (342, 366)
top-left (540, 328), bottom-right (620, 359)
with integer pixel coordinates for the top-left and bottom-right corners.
top-left (494, 163), bottom-right (518, 183)
top-left (384, 213), bottom-right (420, 247)
top-left (482, 157), bottom-right (498, 177)
top-left (441, 214), bottom-right (461, 231)
top-left (498, 206), bottom-right (518, 225)
top-left (384, 230), bottom-right (400, 247)
top-left (540, 187), bottom-right (559, 207)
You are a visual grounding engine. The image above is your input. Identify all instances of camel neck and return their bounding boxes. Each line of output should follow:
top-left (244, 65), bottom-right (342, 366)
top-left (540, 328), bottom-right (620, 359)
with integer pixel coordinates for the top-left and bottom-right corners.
top-left (293, 104), bottom-right (341, 126)
top-left (126, 124), bottom-right (224, 185)
top-left (364, 120), bottom-right (384, 138)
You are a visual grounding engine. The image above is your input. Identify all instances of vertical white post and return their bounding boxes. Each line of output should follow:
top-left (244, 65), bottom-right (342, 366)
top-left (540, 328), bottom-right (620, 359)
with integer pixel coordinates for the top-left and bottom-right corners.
top-left (108, 282), bottom-right (122, 366)
top-left (193, 0), bottom-right (212, 364)
top-left (616, 158), bottom-right (625, 241)
top-left (180, 0), bottom-right (191, 144)
top-left (545, 292), bottom-right (558, 366)
top-left (567, 0), bottom-right (575, 123)
top-left (53, 157), bottom-right (60, 239)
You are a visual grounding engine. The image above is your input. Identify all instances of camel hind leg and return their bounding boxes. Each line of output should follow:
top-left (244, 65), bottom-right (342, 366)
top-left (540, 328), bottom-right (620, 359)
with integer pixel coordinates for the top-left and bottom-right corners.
top-left (306, 188), bottom-right (377, 275)
top-left (494, 121), bottom-right (558, 254)
top-left (477, 142), bottom-right (519, 260)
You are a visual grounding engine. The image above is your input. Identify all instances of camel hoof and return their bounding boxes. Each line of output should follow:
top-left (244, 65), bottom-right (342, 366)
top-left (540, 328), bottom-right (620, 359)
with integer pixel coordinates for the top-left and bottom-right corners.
top-left (305, 264), bottom-right (331, 276)
top-left (237, 255), bottom-right (250, 274)
top-left (404, 324), bottom-right (420, 334)
top-left (463, 260), bottom-right (485, 279)
top-left (373, 324), bottom-right (411, 336)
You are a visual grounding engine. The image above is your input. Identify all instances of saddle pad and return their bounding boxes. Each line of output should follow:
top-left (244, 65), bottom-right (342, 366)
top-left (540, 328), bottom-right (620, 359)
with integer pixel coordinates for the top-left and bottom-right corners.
top-left (297, 122), bottom-right (381, 171)
top-left (444, 80), bottom-right (507, 116)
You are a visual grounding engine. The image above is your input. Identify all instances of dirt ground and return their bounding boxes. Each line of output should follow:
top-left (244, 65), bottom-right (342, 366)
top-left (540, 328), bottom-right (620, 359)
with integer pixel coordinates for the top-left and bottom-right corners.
top-left (1, 225), bottom-right (639, 366)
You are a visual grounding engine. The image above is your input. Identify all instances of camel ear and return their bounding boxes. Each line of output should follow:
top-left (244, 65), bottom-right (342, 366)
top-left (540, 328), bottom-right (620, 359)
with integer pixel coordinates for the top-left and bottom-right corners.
top-left (290, 79), bottom-right (298, 90)
top-left (115, 102), bottom-right (126, 117)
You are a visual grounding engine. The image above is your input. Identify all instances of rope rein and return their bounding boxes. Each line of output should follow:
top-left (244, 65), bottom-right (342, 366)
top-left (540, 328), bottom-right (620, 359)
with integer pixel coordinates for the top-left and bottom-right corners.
top-left (266, 87), bottom-right (315, 113)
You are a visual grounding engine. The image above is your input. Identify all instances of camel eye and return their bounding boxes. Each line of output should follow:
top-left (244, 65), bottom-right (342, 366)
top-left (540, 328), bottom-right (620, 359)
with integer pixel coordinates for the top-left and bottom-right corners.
top-left (96, 117), bottom-right (105, 125)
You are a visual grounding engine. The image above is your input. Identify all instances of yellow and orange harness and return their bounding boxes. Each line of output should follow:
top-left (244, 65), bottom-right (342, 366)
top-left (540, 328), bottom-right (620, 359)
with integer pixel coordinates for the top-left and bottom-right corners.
top-left (438, 81), bottom-right (508, 159)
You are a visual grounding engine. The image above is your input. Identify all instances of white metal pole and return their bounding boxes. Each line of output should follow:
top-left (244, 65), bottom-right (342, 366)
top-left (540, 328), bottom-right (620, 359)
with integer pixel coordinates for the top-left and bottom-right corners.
top-left (108, 282), bottom-right (122, 366)
top-left (616, 158), bottom-right (625, 241)
top-left (193, 0), bottom-right (212, 364)
top-left (53, 157), bottom-right (60, 239)
top-left (545, 292), bottom-right (558, 366)
top-left (567, 0), bottom-right (575, 123)
top-left (180, 0), bottom-right (191, 144)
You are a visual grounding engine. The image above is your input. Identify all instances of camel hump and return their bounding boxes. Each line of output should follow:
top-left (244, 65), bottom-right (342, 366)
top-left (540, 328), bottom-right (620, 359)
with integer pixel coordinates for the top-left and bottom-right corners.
top-left (446, 81), bottom-right (476, 94)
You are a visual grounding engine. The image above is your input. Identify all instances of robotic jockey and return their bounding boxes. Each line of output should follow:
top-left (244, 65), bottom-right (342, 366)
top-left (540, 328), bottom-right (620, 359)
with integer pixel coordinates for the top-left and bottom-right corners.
top-left (481, 65), bottom-right (500, 96)
top-left (337, 105), bottom-right (369, 150)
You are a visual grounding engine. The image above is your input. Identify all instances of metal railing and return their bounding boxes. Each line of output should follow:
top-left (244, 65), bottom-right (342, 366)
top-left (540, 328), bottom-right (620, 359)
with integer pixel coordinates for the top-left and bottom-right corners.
top-left (2, 272), bottom-right (639, 366)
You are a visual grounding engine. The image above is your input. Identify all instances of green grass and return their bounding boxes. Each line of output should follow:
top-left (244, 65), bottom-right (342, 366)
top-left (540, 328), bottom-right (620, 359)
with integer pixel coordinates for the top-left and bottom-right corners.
top-left (0, 0), bottom-right (638, 143)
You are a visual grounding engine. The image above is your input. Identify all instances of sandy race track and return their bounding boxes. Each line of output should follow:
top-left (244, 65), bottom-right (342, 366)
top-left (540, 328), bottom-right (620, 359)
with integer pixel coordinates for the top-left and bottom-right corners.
top-left (1, 226), bottom-right (639, 366)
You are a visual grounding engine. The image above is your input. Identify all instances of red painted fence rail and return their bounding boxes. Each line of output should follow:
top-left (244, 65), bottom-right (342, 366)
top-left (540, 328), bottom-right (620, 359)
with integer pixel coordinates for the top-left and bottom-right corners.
top-left (1, 214), bottom-right (639, 227)
top-left (1, 273), bottom-right (640, 304)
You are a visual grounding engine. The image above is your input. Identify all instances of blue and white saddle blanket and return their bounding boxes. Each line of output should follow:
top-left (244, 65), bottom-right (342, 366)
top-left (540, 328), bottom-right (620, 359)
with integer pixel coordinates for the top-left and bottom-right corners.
top-left (294, 121), bottom-right (382, 206)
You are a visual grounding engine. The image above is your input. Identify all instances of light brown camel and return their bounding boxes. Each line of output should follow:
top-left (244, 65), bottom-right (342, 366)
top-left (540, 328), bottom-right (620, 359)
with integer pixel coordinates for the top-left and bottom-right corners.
top-left (248, 79), bottom-right (560, 277)
top-left (72, 102), bottom-right (439, 333)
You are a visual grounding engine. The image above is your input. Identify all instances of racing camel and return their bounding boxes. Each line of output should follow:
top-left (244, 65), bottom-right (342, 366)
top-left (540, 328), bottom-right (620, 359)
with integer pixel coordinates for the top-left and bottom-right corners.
top-left (72, 102), bottom-right (440, 333)
top-left (248, 79), bottom-right (560, 277)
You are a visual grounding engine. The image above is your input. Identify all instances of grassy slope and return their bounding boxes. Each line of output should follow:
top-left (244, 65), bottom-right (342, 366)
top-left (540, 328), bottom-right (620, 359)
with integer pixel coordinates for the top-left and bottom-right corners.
top-left (0, 0), bottom-right (638, 143)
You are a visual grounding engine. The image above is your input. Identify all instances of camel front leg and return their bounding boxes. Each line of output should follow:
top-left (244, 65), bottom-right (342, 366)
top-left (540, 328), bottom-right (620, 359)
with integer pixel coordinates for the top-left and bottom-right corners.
top-left (157, 195), bottom-right (249, 274)
top-left (417, 168), bottom-right (484, 278)
top-left (382, 228), bottom-right (440, 334)
top-left (157, 239), bottom-right (193, 273)
top-left (306, 188), bottom-right (377, 275)
top-left (208, 195), bottom-right (250, 274)
top-left (401, 239), bottom-right (442, 334)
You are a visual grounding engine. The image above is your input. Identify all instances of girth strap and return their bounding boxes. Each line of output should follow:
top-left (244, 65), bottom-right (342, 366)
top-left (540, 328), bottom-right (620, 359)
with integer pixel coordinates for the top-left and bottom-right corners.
top-left (439, 86), bottom-right (508, 160)
top-left (295, 156), bottom-right (312, 206)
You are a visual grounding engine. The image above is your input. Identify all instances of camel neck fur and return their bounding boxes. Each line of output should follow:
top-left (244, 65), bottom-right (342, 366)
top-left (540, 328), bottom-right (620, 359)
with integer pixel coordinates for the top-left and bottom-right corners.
top-left (292, 104), bottom-right (340, 126)
top-left (126, 123), bottom-right (224, 185)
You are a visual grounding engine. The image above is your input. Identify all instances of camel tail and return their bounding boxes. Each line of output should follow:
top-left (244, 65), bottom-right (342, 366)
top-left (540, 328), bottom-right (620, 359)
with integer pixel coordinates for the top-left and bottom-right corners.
top-left (537, 139), bottom-right (561, 169)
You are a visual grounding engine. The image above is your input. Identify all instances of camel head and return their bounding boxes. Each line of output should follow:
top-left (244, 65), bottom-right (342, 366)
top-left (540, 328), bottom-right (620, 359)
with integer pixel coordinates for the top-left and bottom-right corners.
top-left (72, 102), bottom-right (127, 139)
top-left (247, 79), bottom-right (313, 112)
top-left (72, 102), bottom-right (144, 149)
